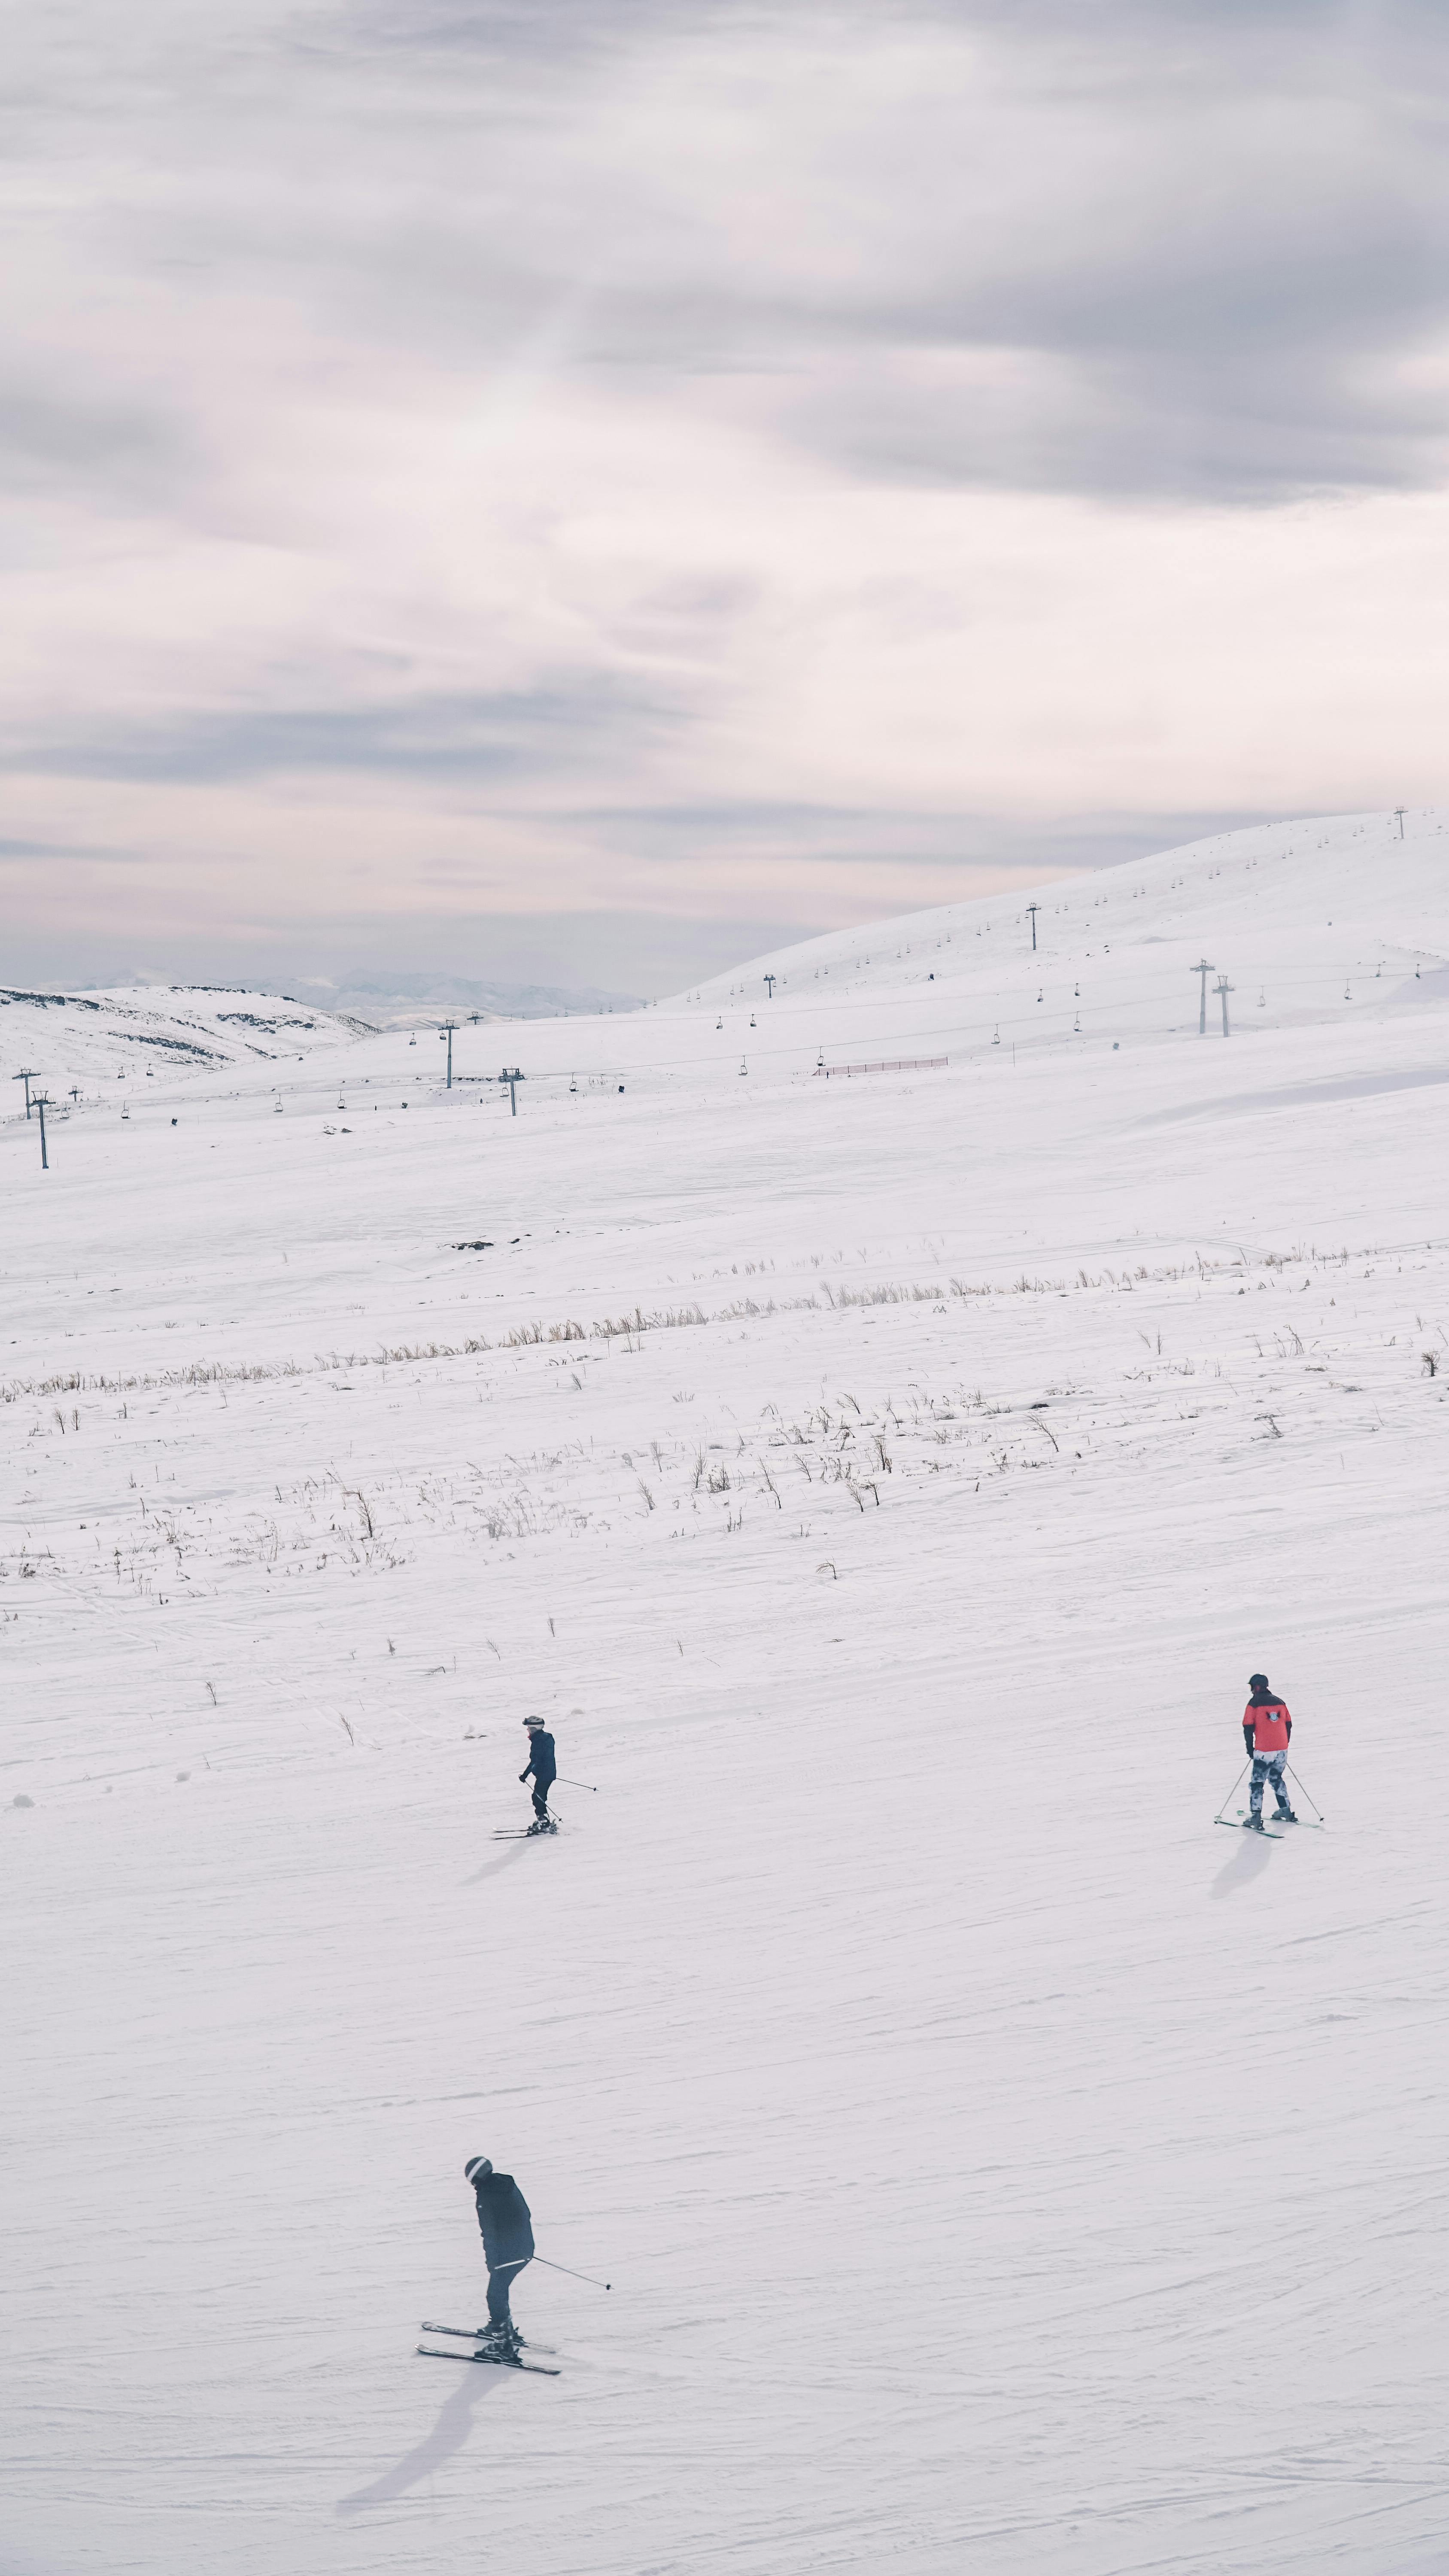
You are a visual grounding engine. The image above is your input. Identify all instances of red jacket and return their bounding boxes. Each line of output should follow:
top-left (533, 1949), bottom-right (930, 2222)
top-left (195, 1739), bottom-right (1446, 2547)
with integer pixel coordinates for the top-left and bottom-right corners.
top-left (1244, 1698), bottom-right (1291, 1754)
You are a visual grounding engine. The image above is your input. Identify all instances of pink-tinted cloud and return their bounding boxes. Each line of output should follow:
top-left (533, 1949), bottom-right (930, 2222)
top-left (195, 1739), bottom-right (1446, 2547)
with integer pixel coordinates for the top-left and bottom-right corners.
top-left (5, 0), bottom-right (1447, 989)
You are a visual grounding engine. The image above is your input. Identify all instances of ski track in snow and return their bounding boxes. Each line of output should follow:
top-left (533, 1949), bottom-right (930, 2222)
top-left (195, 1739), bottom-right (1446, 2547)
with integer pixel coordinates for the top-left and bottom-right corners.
top-left (5, 810), bottom-right (1449, 2575)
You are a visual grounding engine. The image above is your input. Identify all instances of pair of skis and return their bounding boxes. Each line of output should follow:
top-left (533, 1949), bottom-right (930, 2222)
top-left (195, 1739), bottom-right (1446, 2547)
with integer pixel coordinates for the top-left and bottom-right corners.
top-left (1215, 1809), bottom-right (1327, 1838)
top-left (416, 2320), bottom-right (560, 2376)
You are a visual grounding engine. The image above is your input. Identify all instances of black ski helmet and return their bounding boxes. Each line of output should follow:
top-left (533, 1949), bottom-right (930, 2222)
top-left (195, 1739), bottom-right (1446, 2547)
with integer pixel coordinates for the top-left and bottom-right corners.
top-left (464, 2156), bottom-right (493, 2185)
top-left (1248, 1672), bottom-right (1270, 1689)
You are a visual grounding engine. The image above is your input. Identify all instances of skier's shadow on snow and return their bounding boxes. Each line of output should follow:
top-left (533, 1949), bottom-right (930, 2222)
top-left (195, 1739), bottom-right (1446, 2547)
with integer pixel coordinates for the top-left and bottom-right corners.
top-left (465, 1844), bottom-right (531, 1886)
top-left (1210, 1834), bottom-right (1275, 1897)
top-left (336, 2369), bottom-right (504, 2513)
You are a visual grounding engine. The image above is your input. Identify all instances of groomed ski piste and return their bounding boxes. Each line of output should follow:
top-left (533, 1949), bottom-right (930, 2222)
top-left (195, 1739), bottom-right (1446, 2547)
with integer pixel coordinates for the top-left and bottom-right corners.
top-left (5, 808), bottom-right (1449, 2576)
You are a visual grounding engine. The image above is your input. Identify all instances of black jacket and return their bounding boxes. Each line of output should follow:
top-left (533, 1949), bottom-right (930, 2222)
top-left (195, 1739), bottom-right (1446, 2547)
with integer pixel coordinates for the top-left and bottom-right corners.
top-left (522, 1730), bottom-right (556, 1785)
top-left (473, 2172), bottom-right (535, 2269)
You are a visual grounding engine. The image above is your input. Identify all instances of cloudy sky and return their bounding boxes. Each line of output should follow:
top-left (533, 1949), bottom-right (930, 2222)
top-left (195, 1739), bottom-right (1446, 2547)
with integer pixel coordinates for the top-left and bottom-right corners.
top-left (5, 0), bottom-right (1447, 994)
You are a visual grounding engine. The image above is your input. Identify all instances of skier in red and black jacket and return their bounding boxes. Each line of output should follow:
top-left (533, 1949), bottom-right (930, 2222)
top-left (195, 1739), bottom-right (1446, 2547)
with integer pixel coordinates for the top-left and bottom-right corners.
top-left (1241, 1673), bottom-right (1297, 1829)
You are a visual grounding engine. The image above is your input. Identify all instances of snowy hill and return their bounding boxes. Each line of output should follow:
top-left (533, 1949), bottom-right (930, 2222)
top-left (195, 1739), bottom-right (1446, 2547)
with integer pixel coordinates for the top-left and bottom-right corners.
top-left (0, 983), bottom-right (372, 1113)
top-left (6, 811), bottom-right (1449, 2576)
top-left (669, 804), bottom-right (1449, 1043)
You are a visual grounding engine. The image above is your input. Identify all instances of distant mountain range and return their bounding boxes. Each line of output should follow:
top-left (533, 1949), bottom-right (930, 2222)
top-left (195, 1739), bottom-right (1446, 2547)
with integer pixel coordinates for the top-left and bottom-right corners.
top-left (294, 972), bottom-right (643, 1025)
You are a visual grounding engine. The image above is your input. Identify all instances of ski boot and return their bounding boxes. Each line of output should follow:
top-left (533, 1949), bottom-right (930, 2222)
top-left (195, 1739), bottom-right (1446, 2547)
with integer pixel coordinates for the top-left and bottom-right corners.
top-left (1241, 1813), bottom-right (1266, 1832)
top-left (1275, 1808), bottom-right (1297, 1823)
top-left (526, 1819), bottom-right (547, 1836)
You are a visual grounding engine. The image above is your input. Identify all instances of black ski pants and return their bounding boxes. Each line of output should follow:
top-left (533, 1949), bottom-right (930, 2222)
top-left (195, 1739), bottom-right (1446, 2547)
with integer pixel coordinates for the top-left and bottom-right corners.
top-left (531, 1779), bottom-right (554, 1821)
top-left (486, 2256), bottom-right (530, 2326)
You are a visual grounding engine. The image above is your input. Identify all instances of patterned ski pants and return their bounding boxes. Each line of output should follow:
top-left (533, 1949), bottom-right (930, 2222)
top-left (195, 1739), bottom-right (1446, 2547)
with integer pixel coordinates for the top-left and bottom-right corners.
top-left (1250, 1750), bottom-right (1291, 1816)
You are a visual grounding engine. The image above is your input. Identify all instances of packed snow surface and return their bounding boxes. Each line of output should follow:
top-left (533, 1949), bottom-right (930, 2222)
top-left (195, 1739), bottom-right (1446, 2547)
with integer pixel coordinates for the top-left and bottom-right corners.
top-left (5, 809), bottom-right (1449, 2576)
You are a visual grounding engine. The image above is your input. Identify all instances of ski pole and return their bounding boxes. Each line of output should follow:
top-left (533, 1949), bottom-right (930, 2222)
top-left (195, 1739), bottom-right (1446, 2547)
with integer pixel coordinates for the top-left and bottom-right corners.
top-left (1213, 1762), bottom-right (1249, 1824)
top-left (532, 2255), bottom-right (611, 2290)
top-left (1287, 1763), bottom-right (1325, 1823)
top-left (556, 1776), bottom-right (597, 1792)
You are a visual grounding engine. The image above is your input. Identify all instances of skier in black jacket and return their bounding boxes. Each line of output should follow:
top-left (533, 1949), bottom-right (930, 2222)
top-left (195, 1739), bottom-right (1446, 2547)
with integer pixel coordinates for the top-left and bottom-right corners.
top-left (464, 2156), bottom-right (535, 2348)
top-left (520, 1718), bottom-right (556, 1833)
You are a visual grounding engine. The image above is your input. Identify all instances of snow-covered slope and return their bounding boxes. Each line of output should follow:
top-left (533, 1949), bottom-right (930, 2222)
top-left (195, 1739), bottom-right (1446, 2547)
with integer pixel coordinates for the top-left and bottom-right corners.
top-left (668, 804), bottom-right (1449, 1046)
top-left (5, 813), bottom-right (1449, 2576)
top-left (0, 983), bottom-right (372, 1109)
